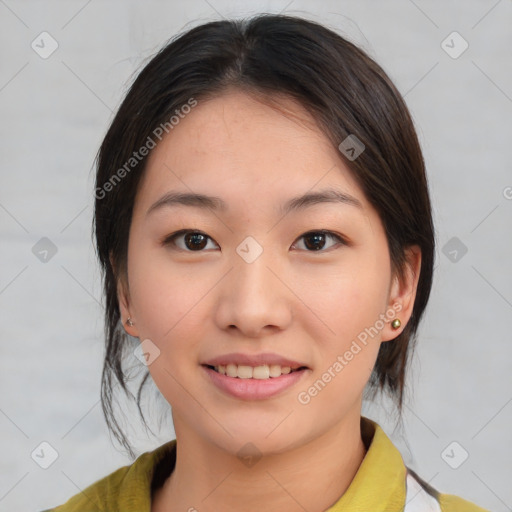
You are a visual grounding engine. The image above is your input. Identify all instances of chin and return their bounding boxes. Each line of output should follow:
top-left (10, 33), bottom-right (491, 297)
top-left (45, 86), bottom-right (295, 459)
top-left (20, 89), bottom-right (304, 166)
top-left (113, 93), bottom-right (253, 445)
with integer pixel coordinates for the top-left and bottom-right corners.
top-left (203, 414), bottom-right (313, 455)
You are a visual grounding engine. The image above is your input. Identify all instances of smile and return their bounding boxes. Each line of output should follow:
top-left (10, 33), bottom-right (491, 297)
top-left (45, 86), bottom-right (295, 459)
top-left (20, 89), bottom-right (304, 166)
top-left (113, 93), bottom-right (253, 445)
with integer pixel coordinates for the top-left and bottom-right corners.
top-left (202, 364), bottom-right (309, 400)
top-left (206, 363), bottom-right (306, 379)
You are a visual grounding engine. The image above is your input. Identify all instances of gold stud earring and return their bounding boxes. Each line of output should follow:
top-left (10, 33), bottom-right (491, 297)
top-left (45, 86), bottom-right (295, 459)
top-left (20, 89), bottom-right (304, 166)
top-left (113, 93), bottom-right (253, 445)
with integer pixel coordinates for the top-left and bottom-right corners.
top-left (391, 318), bottom-right (401, 330)
top-left (126, 318), bottom-right (134, 327)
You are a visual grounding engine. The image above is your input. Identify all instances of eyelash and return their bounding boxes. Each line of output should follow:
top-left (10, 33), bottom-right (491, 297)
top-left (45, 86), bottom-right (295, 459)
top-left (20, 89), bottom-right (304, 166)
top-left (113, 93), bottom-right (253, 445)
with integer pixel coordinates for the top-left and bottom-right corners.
top-left (162, 229), bottom-right (348, 253)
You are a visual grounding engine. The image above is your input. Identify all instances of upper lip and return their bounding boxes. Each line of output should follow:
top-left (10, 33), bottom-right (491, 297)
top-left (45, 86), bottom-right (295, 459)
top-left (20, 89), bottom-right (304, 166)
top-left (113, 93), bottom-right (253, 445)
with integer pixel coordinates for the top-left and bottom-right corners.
top-left (202, 352), bottom-right (309, 369)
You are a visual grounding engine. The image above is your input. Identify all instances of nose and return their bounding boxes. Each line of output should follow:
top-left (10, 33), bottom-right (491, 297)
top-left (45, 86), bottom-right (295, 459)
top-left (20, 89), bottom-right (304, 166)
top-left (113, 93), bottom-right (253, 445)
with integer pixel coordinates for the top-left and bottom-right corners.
top-left (214, 247), bottom-right (293, 338)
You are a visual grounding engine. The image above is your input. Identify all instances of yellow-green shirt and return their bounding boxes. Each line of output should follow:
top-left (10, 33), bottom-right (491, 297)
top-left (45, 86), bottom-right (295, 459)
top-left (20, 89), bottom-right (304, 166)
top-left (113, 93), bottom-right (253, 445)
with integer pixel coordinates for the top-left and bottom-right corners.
top-left (42, 417), bottom-right (490, 512)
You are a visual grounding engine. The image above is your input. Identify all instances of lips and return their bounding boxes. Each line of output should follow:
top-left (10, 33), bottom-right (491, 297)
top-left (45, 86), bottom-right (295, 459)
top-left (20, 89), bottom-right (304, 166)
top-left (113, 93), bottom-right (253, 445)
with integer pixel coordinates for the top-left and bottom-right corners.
top-left (201, 352), bottom-right (308, 369)
top-left (200, 352), bottom-right (310, 400)
top-left (202, 364), bottom-right (309, 400)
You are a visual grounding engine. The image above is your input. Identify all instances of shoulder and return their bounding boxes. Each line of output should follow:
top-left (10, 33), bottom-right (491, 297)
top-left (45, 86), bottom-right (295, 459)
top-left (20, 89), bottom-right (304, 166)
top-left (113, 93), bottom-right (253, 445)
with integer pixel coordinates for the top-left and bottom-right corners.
top-left (40, 440), bottom-right (176, 512)
top-left (42, 464), bottom-right (133, 512)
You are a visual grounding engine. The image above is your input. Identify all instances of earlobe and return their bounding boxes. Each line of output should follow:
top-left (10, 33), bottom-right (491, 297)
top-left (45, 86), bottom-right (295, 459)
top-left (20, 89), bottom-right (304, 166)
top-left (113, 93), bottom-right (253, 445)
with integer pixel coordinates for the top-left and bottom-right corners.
top-left (382, 245), bottom-right (422, 342)
top-left (118, 281), bottom-right (139, 337)
top-left (110, 253), bottom-right (139, 338)
top-left (118, 282), bottom-right (139, 338)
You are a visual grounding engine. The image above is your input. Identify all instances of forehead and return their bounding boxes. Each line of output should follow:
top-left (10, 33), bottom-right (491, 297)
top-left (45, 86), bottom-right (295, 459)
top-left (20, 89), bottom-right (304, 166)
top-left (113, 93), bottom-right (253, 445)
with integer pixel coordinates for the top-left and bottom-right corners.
top-left (136, 90), bottom-right (369, 215)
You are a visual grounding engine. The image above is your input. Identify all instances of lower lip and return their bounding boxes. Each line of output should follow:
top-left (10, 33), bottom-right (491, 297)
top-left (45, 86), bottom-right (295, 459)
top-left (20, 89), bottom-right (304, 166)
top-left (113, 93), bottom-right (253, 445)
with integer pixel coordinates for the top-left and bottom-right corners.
top-left (202, 365), bottom-right (309, 400)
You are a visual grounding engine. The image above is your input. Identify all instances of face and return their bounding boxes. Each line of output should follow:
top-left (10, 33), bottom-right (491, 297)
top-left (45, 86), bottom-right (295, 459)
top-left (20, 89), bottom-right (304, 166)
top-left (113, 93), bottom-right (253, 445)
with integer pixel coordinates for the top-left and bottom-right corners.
top-left (118, 89), bottom-right (420, 455)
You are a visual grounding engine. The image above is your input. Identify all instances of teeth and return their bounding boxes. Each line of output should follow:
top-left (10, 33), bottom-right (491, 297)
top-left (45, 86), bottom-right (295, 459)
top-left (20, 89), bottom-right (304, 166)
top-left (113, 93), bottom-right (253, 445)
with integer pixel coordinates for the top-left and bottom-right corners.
top-left (253, 365), bottom-right (270, 379)
top-left (214, 363), bottom-right (296, 379)
top-left (226, 364), bottom-right (238, 377)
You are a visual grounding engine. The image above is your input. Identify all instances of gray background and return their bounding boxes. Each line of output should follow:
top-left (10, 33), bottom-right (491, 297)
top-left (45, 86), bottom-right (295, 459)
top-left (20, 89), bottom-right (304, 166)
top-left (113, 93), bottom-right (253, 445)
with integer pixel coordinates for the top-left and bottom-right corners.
top-left (1, 1), bottom-right (511, 511)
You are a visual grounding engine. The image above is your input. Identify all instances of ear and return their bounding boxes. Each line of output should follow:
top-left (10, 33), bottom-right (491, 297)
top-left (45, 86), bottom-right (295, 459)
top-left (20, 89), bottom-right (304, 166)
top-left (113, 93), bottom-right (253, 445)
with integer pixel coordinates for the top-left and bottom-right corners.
top-left (110, 252), bottom-right (139, 338)
top-left (381, 245), bottom-right (422, 342)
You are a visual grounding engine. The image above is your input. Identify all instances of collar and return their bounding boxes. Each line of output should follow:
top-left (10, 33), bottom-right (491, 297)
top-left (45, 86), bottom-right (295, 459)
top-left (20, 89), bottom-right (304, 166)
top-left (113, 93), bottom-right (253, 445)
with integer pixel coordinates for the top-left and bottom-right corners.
top-left (326, 416), bottom-right (407, 511)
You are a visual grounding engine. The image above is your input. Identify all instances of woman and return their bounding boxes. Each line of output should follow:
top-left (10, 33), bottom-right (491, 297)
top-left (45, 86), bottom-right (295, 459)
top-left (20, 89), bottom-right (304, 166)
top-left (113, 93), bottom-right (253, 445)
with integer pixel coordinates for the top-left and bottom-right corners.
top-left (45, 13), bottom-right (489, 512)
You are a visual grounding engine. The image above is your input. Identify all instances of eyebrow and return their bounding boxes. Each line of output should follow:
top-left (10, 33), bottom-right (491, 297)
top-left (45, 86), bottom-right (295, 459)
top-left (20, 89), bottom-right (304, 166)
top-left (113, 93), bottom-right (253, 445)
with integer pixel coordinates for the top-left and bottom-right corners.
top-left (146, 188), bottom-right (363, 217)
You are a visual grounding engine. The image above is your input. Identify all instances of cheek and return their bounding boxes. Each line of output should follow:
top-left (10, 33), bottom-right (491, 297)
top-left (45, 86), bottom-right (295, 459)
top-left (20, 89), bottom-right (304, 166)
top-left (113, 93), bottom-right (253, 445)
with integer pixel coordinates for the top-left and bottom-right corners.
top-left (126, 249), bottom-right (207, 402)
top-left (299, 253), bottom-right (389, 340)
top-left (294, 253), bottom-right (389, 401)
top-left (297, 268), bottom-right (385, 411)
top-left (127, 243), bottom-right (196, 339)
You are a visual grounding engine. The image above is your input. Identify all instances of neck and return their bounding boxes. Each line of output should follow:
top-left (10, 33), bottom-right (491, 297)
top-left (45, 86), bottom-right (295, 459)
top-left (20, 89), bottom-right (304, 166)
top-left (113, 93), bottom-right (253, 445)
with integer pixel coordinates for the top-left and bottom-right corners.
top-left (153, 412), bottom-right (368, 512)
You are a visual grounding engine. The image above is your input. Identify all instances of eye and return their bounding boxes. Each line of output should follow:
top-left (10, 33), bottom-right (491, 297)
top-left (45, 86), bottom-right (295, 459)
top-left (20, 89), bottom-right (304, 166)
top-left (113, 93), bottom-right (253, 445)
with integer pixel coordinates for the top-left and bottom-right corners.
top-left (292, 230), bottom-right (346, 252)
top-left (163, 230), bottom-right (219, 251)
top-left (162, 229), bottom-right (347, 253)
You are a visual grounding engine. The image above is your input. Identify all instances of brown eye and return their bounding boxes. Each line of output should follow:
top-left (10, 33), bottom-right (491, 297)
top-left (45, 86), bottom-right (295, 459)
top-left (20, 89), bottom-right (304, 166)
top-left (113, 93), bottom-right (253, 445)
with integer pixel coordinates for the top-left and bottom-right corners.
top-left (163, 230), bottom-right (218, 251)
top-left (163, 229), bottom-right (346, 253)
top-left (292, 231), bottom-right (345, 252)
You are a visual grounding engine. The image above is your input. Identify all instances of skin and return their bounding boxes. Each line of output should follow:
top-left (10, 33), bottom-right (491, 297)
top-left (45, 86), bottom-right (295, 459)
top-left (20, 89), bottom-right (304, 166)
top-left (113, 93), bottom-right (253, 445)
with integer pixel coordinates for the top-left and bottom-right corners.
top-left (116, 88), bottom-right (422, 512)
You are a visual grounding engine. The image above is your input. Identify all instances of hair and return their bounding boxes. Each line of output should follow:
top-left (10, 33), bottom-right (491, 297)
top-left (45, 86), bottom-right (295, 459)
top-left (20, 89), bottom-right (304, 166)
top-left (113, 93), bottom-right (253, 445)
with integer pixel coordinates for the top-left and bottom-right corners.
top-left (93, 13), bottom-right (435, 458)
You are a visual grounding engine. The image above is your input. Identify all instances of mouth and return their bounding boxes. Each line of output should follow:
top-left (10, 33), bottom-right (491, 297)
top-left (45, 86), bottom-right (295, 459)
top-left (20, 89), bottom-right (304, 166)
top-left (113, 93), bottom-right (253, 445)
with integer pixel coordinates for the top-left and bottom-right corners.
top-left (202, 363), bottom-right (309, 380)
top-left (201, 362), bottom-right (310, 400)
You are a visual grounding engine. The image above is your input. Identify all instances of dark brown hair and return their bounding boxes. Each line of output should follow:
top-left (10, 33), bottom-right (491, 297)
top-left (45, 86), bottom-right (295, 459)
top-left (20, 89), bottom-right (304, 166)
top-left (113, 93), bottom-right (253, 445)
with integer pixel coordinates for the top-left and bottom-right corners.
top-left (93, 13), bottom-right (435, 457)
